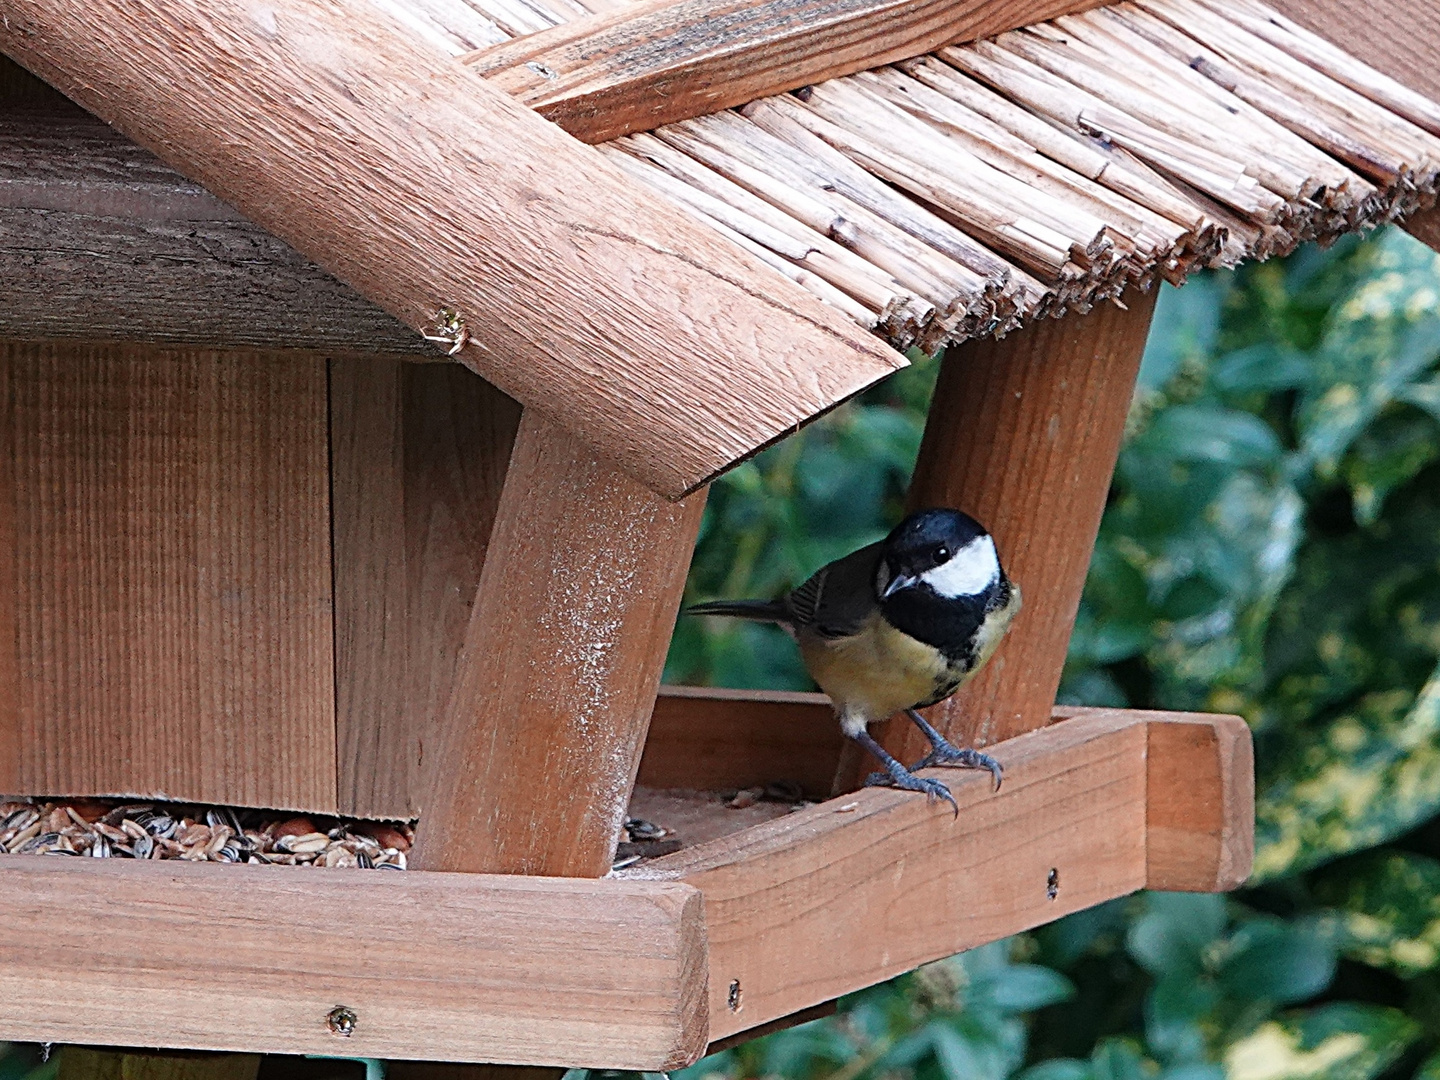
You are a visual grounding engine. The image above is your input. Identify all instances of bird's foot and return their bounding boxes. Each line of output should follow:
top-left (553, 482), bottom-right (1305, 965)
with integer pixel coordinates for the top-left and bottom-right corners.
top-left (904, 709), bottom-right (1003, 791)
top-left (911, 744), bottom-right (1003, 792)
top-left (863, 767), bottom-right (957, 816)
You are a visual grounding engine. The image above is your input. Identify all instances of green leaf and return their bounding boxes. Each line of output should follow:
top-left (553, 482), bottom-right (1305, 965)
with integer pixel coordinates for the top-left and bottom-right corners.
top-left (982, 965), bottom-right (1076, 1013)
top-left (1127, 893), bottom-right (1227, 978)
top-left (1313, 851), bottom-right (1440, 976)
top-left (1211, 344), bottom-right (1314, 394)
top-left (1137, 405), bottom-right (1284, 468)
top-left (1224, 1003), bottom-right (1419, 1080)
top-left (1254, 658), bottom-right (1440, 880)
top-left (1218, 919), bottom-right (1338, 1005)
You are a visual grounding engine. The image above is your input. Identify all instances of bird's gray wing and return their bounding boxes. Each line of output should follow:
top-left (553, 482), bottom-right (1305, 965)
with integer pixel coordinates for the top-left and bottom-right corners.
top-left (786, 541), bottom-right (883, 639)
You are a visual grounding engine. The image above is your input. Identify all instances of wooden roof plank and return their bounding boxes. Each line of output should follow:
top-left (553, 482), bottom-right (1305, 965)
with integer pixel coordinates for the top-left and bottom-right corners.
top-left (466, 0), bottom-right (1112, 144)
top-left (0, 0), bottom-right (904, 499)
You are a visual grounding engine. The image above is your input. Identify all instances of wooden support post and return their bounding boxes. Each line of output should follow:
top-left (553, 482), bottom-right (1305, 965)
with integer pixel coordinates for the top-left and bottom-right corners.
top-left (411, 408), bottom-right (707, 877)
top-left (853, 293), bottom-right (1158, 780)
top-left (396, 412), bottom-right (705, 1080)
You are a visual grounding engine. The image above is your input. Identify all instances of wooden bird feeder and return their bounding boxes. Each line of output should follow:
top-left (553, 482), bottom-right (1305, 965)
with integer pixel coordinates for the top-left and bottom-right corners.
top-left (0, 0), bottom-right (1437, 1072)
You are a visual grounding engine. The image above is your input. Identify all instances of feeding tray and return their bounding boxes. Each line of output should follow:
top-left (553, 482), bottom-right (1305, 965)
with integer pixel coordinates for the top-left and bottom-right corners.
top-left (0, 700), bottom-right (1251, 1068)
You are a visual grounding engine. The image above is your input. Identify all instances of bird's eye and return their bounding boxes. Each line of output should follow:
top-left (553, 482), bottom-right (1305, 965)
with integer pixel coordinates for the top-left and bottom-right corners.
top-left (934, 545), bottom-right (950, 562)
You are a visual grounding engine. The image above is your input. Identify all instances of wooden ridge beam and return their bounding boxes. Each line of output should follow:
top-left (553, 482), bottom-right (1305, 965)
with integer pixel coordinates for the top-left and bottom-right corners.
top-left (468, 0), bottom-right (1109, 144)
top-left (0, 110), bottom-right (435, 358)
top-left (623, 706), bottom-right (1253, 1042)
top-left (0, 859), bottom-right (708, 1069)
top-left (0, 0), bottom-right (904, 500)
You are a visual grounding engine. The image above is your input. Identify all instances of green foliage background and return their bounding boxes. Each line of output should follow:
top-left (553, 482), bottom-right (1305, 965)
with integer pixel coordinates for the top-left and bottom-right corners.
top-left (3, 229), bottom-right (1438, 1080)
top-left (665, 225), bottom-right (1440, 1080)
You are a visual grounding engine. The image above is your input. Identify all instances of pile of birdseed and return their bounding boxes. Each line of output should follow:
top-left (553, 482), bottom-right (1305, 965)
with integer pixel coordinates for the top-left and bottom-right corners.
top-left (0, 798), bottom-right (412, 868)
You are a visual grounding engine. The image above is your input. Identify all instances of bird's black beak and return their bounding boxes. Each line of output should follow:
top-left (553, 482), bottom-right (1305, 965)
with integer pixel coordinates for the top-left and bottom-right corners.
top-left (881, 573), bottom-right (918, 599)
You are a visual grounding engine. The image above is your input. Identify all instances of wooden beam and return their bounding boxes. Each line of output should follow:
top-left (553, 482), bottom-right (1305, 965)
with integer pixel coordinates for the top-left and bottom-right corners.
top-left (0, 343), bottom-right (338, 812)
top-left (330, 360), bottom-right (521, 820)
top-left (468, 0), bottom-right (1108, 144)
top-left (0, 0), bottom-right (904, 500)
top-left (623, 707), bottom-right (1252, 1041)
top-left (1145, 709), bottom-right (1254, 891)
top-left (0, 112), bottom-right (436, 357)
top-left (59, 1050), bottom-right (261, 1080)
top-left (852, 292), bottom-right (1158, 781)
top-left (410, 410), bottom-right (706, 876)
top-left (0, 858), bottom-right (708, 1070)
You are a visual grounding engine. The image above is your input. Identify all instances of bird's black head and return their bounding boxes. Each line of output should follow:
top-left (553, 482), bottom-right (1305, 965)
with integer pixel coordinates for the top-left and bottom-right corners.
top-left (877, 508), bottom-right (1001, 600)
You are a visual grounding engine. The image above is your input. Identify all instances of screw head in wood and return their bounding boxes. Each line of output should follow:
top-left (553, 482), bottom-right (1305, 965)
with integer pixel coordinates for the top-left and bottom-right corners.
top-left (327, 1005), bottom-right (358, 1036)
top-left (727, 979), bottom-right (742, 1012)
top-left (1046, 868), bottom-right (1059, 901)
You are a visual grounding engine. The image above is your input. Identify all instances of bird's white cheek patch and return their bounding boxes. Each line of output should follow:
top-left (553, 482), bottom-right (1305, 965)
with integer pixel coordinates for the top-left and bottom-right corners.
top-left (922, 536), bottom-right (1000, 597)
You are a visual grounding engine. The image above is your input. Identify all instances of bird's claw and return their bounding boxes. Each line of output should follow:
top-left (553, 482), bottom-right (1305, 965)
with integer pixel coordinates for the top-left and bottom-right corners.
top-left (911, 745), bottom-right (1004, 792)
top-left (864, 769), bottom-right (958, 817)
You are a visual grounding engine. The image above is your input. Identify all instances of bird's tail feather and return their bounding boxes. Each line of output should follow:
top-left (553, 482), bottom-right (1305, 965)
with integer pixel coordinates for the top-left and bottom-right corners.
top-left (685, 598), bottom-right (789, 623)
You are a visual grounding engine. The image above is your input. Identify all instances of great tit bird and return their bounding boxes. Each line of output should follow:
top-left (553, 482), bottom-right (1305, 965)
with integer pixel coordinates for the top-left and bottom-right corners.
top-left (687, 507), bottom-right (1020, 811)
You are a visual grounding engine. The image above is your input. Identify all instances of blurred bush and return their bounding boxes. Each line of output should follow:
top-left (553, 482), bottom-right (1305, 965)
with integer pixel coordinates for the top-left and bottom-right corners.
top-left (666, 225), bottom-right (1440, 1080)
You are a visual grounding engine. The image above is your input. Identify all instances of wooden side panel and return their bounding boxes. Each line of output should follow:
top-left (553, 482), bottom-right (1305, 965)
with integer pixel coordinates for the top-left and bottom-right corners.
top-left (639, 686), bottom-right (842, 798)
top-left (629, 709), bottom-right (1153, 1040)
top-left (1146, 711), bottom-right (1254, 891)
top-left (331, 360), bottom-right (410, 817)
top-left (624, 708), bottom-right (1249, 1040)
top-left (873, 293), bottom-right (1158, 770)
top-left (411, 412), bottom-right (707, 875)
top-left (0, 0), bottom-right (905, 499)
top-left (470, 0), bottom-right (1109, 144)
top-left (0, 858), bottom-right (709, 1070)
top-left (330, 360), bottom-right (520, 820)
top-left (0, 344), bottom-right (335, 811)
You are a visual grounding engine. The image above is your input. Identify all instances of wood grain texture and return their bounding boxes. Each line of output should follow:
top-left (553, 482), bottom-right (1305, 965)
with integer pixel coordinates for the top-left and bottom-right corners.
top-left (639, 686), bottom-right (843, 799)
top-left (627, 709), bottom-right (1190, 1040)
top-left (59, 1050), bottom-right (261, 1080)
top-left (0, 857), bottom-right (709, 1069)
top-left (0, 343), bottom-right (336, 811)
top-left (411, 412), bottom-right (707, 875)
top-left (624, 709), bottom-right (1251, 1039)
top-left (1405, 206), bottom-right (1440, 253)
top-left (331, 360), bottom-right (520, 820)
top-left (0, 0), bottom-right (905, 499)
top-left (1261, 0), bottom-right (1440, 104)
top-left (469, 0), bottom-right (1109, 144)
top-left (861, 293), bottom-right (1158, 777)
top-left (0, 112), bottom-right (436, 357)
top-left (1146, 710), bottom-right (1254, 891)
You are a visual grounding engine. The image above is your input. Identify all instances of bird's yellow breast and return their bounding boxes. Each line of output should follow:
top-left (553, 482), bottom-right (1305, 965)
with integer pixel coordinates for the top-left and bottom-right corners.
top-left (798, 613), bottom-right (950, 726)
